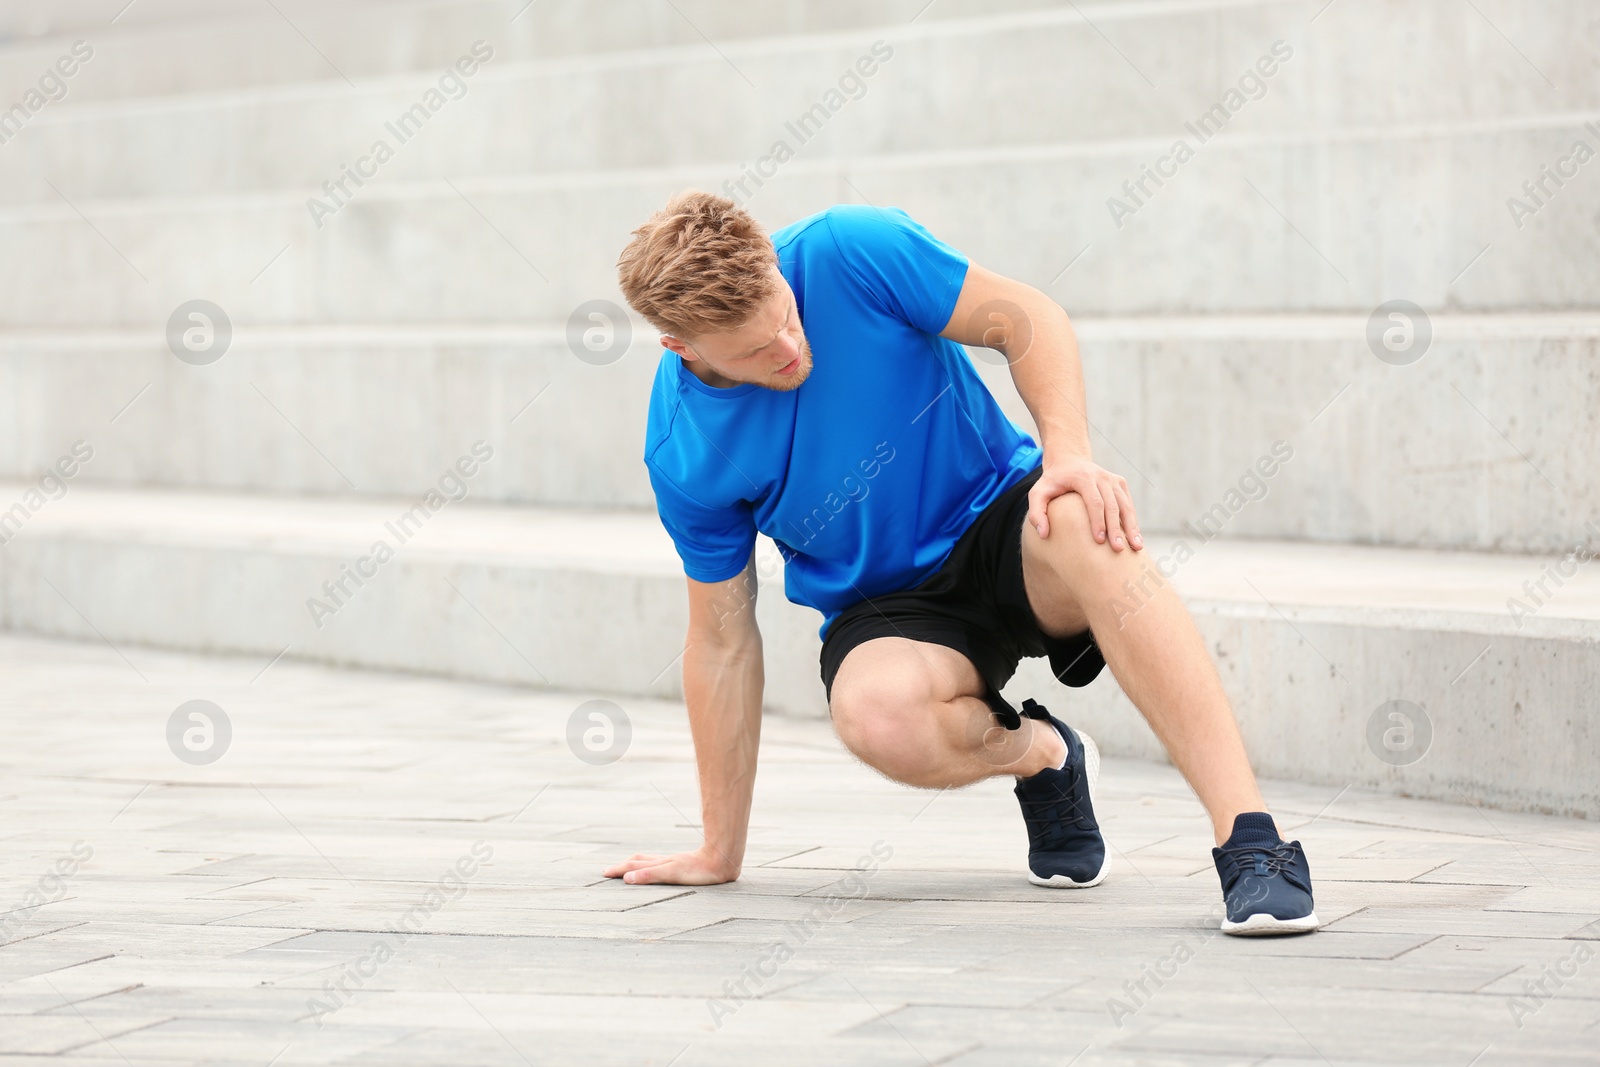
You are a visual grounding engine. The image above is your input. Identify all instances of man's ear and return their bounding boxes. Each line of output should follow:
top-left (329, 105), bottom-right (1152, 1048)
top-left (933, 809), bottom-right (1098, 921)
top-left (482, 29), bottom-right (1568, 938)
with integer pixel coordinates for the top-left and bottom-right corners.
top-left (661, 334), bottom-right (695, 360)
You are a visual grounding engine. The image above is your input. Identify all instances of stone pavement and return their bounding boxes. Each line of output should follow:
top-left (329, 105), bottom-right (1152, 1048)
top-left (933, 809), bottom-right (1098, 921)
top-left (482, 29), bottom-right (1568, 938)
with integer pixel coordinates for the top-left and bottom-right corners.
top-left (1, 632), bottom-right (1596, 1066)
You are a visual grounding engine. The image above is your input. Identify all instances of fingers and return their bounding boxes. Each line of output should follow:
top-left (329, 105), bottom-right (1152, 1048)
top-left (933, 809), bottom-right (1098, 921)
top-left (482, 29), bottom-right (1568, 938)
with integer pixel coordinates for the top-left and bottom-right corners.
top-left (1026, 483), bottom-right (1050, 539)
top-left (621, 857), bottom-right (705, 886)
top-left (1101, 481), bottom-right (1124, 550)
top-left (1114, 478), bottom-right (1143, 550)
top-left (605, 851), bottom-right (736, 886)
top-left (1080, 486), bottom-right (1107, 545)
top-left (602, 853), bottom-right (662, 879)
top-left (622, 862), bottom-right (666, 885)
top-left (1034, 462), bottom-right (1142, 551)
top-left (603, 853), bottom-right (704, 885)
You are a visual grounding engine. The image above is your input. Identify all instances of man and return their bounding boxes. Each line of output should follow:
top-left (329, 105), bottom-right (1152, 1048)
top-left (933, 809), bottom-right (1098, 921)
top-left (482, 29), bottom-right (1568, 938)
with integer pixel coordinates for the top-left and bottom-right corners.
top-left (603, 192), bottom-right (1317, 935)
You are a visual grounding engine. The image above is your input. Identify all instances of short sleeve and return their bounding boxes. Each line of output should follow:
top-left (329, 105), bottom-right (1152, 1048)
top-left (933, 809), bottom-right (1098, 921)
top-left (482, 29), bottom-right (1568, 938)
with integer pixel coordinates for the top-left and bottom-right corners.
top-left (822, 205), bottom-right (970, 335)
top-left (646, 462), bottom-right (757, 583)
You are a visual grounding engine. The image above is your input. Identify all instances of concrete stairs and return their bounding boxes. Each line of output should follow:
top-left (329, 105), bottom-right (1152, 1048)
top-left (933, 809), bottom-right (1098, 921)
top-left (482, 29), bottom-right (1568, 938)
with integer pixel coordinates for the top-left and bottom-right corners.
top-left (1, 0), bottom-right (1596, 815)
top-left (2, 480), bottom-right (1596, 816)
top-left (1, 1), bottom-right (1598, 323)
top-left (4, 314), bottom-right (1597, 549)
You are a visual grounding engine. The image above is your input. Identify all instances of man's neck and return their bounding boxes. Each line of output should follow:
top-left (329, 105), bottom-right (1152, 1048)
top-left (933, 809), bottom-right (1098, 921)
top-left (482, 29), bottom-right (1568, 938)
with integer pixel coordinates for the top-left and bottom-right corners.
top-left (682, 355), bottom-right (740, 390)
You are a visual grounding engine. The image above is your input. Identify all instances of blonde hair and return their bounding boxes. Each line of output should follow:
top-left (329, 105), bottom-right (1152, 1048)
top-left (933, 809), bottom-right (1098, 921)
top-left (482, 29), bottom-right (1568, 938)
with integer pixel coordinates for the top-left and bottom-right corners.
top-left (616, 190), bottom-right (780, 339)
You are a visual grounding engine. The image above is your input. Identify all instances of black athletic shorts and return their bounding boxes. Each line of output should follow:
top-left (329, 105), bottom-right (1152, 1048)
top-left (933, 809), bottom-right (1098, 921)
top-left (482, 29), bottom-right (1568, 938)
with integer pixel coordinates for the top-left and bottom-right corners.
top-left (818, 463), bottom-right (1106, 730)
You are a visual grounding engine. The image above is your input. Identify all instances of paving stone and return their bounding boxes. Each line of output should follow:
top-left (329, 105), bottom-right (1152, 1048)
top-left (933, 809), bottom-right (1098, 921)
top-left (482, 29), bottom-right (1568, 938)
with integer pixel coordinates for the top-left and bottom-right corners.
top-left (1, 633), bottom-right (1595, 1064)
top-left (0, 1014), bottom-right (172, 1055)
top-left (1328, 907), bottom-right (1598, 939)
top-left (1486, 885), bottom-right (1600, 914)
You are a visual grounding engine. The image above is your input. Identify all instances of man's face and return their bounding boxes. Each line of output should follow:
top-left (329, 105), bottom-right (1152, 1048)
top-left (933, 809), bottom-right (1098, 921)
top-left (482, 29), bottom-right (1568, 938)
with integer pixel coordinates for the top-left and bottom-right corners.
top-left (666, 273), bottom-right (813, 392)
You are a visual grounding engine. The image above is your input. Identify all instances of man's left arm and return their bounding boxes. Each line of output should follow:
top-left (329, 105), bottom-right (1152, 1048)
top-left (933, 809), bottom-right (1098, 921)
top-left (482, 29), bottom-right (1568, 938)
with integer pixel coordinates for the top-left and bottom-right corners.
top-left (939, 263), bottom-right (1143, 551)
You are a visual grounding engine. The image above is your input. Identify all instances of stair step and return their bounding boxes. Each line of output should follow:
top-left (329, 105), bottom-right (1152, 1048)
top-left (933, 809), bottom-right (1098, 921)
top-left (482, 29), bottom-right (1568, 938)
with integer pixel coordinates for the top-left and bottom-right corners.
top-left (5, 0), bottom-right (1590, 114)
top-left (1, 482), bottom-right (1595, 816)
top-left (6, 2), bottom-right (1595, 203)
top-left (3, 315), bottom-right (1595, 554)
top-left (0, 0), bottom-right (1187, 108)
top-left (2, 115), bottom-right (1598, 324)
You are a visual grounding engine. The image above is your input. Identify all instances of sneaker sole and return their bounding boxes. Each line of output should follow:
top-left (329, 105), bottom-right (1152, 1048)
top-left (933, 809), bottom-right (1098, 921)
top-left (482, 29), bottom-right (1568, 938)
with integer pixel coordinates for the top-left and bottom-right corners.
top-left (1220, 910), bottom-right (1321, 936)
top-left (1027, 730), bottom-right (1111, 889)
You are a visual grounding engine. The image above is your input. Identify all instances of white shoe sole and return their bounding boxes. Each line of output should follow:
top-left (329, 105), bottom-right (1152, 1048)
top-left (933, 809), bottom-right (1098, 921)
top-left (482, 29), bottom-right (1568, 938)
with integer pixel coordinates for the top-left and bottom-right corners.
top-left (1027, 730), bottom-right (1110, 889)
top-left (1221, 910), bottom-right (1321, 936)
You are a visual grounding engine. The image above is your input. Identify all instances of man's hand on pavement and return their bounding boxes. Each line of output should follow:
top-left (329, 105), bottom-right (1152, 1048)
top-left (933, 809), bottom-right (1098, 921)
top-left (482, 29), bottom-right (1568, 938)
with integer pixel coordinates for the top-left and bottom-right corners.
top-left (1027, 454), bottom-right (1143, 550)
top-left (603, 846), bottom-right (739, 886)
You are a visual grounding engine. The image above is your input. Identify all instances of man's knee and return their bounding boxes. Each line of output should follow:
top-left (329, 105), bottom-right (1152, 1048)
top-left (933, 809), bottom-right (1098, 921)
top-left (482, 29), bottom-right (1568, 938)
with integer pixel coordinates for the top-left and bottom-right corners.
top-left (830, 671), bottom-right (948, 784)
top-left (1042, 490), bottom-right (1098, 545)
top-left (1037, 492), bottom-right (1132, 590)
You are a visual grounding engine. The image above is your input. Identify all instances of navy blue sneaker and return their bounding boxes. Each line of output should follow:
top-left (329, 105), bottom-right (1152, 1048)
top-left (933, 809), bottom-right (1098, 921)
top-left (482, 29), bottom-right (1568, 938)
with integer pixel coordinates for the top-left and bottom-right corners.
top-left (1213, 812), bottom-right (1319, 935)
top-left (1013, 699), bottom-right (1109, 888)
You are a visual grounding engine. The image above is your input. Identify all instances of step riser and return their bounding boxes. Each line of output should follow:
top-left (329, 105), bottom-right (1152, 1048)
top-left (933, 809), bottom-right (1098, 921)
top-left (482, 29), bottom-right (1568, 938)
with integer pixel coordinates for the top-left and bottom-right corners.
top-left (0, 0), bottom-right (1083, 99)
top-left (4, 329), bottom-right (1595, 554)
top-left (8, 1), bottom-right (1597, 202)
top-left (3, 532), bottom-right (1593, 817)
top-left (1004, 613), bottom-right (1600, 820)
top-left (4, 123), bottom-right (1599, 322)
top-left (11, 0), bottom-right (1585, 105)
top-left (0, 342), bottom-right (653, 511)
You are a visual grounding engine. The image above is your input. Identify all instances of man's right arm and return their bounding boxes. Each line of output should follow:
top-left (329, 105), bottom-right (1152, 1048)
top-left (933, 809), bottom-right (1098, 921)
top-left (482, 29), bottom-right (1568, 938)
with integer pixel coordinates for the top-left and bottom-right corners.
top-left (602, 552), bottom-right (764, 885)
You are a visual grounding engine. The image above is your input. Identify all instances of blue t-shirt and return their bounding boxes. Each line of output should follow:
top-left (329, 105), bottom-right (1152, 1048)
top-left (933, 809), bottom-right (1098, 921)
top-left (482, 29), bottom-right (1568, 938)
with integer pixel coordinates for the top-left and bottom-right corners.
top-left (643, 204), bottom-right (1042, 638)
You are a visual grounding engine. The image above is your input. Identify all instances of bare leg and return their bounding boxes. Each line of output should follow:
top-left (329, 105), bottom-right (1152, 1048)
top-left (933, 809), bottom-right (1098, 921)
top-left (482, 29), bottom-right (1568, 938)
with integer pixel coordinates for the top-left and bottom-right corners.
top-left (1021, 492), bottom-right (1266, 845)
top-left (828, 637), bottom-right (1066, 787)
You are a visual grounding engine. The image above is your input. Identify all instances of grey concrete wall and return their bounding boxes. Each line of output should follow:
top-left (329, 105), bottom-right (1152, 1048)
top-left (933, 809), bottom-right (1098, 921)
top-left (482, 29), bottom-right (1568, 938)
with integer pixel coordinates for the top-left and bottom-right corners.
top-left (4, 318), bottom-right (1595, 552)
top-left (9, 3), bottom-right (1597, 202)
top-left (2, 121), bottom-right (1598, 325)
top-left (1005, 612), bottom-right (1600, 821)
top-left (1, 0), bottom-right (1594, 538)
top-left (2, 490), bottom-right (1595, 816)
top-left (0, 1), bottom-right (1595, 326)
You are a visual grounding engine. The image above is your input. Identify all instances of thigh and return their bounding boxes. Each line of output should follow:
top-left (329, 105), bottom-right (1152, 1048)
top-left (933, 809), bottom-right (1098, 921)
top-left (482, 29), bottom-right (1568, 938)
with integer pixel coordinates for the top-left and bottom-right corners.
top-left (829, 636), bottom-right (984, 724)
top-left (1018, 494), bottom-right (1096, 639)
top-left (828, 636), bottom-right (999, 785)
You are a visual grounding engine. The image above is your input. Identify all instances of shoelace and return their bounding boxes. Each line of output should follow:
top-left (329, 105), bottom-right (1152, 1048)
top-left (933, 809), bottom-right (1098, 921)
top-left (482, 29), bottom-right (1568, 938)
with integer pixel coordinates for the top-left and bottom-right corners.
top-left (1021, 774), bottom-right (1097, 845)
top-left (1221, 842), bottom-right (1304, 888)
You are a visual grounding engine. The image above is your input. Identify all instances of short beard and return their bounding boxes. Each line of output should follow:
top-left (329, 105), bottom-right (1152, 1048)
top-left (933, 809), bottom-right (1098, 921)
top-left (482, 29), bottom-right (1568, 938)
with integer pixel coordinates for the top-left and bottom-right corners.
top-left (764, 338), bottom-right (813, 392)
